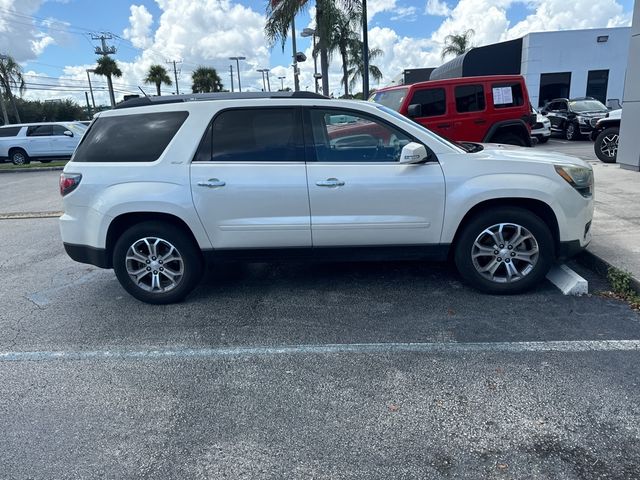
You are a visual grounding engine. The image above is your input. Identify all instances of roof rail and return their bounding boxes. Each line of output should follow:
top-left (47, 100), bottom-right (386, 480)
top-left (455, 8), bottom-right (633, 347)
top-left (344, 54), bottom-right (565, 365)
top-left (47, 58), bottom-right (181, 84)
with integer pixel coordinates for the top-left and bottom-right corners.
top-left (114, 91), bottom-right (329, 110)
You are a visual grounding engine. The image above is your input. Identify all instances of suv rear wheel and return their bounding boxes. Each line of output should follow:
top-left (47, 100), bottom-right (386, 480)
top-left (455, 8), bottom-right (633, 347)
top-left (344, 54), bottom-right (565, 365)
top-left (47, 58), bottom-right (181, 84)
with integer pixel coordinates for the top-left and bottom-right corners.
top-left (454, 207), bottom-right (554, 294)
top-left (10, 149), bottom-right (29, 165)
top-left (113, 221), bottom-right (203, 304)
top-left (565, 122), bottom-right (580, 141)
top-left (594, 127), bottom-right (619, 163)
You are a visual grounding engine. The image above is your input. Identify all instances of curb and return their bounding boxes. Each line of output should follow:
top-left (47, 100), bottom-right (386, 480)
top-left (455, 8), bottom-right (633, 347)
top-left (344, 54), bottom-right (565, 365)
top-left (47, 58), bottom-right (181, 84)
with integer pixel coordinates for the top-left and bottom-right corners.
top-left (575, 249), bottom-right (640, 294)
top-left (0, 166), bottom-right (64, 174)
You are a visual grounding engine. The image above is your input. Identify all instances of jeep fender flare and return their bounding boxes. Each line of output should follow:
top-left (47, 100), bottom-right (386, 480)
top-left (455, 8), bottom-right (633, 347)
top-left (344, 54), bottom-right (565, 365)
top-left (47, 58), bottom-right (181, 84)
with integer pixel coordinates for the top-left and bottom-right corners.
top-left (483, 119), bottom-right (532, 147)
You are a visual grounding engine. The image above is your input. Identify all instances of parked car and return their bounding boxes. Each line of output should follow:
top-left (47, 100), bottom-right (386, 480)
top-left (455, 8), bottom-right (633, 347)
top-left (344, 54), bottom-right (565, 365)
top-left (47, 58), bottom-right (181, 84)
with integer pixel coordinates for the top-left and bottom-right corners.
top-left (0, 121), bottom-right (87, 165)
top-left (531, 106), bottom-right (551, 144)
top-left (371, 75), bottom-right (535, 147)
top-left (592, 109), bottom-right (621, 163)
top-left (540, 97), bottom-right (609, 141)
top-left (59, 92), bottom-right (593, 304)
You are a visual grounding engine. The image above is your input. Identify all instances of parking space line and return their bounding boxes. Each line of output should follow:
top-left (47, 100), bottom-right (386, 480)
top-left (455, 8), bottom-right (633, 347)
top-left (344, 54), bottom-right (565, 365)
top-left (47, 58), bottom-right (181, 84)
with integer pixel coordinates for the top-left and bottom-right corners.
top-left (1, 340), bottom-right (639, 362)
top-left (0, 211), bottom-right (62, 220)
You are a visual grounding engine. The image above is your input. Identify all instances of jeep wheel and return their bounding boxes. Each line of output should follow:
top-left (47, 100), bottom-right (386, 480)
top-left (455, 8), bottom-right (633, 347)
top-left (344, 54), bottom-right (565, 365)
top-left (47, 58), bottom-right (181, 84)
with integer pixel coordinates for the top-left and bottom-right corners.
top-left (594, 127), bottom-right (619, 163)
top-left (454, 207), bottom-right (554, 294)
top-left (10, 149), bottom-right (30, 165)
top-left (493, 133), bottom-right (527, 147)
top-left (113, 221), bottom-right (203, 304)
top-left (565, 122), bottom-right (580, 141)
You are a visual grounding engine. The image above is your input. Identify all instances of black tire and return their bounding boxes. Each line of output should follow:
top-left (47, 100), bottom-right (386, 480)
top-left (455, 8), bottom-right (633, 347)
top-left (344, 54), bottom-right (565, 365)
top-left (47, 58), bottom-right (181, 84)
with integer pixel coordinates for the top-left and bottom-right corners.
top-left (10, 149), bottom-right (30, 165)
top-left (113, 221), bottom-right (203, 304)
top-left (454, 207), bottom-right (555, 294)
top-left (39, 159), bottom-right (52, 164)
top-left (565, 122), bottom-right (580, 141)
top-left (492, 132), bottom-right (527, 147)
top-left (536, 136), bottom-right (549, 144)
top-left (594, 127), bottom-right (619, 163)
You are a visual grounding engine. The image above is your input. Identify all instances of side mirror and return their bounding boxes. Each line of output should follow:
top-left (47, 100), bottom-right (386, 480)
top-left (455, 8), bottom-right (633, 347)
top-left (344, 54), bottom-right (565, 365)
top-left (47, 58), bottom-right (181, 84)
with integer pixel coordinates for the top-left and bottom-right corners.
top-left (407, 104), bottom-right (422, 118)
top-left (399, 142), bottom-right (428, 164)
top-left (63, 130), bottom-right (74, 137)
top-left (540, 110), bottom-right (548, 116)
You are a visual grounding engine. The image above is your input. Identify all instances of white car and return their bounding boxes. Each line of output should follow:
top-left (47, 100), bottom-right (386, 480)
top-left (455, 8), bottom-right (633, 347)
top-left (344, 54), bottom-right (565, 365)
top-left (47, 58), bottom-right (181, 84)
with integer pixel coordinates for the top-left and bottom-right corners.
top-left (531, 107), bottom-right (551, 144)
top-left (59, 92), bottom-right (594, 304)
top-left (0, 121), bottom-right (87, 165)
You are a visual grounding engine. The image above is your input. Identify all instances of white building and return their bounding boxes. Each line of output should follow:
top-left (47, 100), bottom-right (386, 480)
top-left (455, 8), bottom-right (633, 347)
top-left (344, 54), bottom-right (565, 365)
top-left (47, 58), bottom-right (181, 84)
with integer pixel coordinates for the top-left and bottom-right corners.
top-left (428, 27), bottom-right (631, 108)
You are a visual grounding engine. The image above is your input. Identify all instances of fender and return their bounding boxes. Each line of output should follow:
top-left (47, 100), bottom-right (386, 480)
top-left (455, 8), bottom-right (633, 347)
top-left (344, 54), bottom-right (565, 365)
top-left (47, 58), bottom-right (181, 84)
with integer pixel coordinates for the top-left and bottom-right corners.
top-left (482, 119), bottom-right (532, 146)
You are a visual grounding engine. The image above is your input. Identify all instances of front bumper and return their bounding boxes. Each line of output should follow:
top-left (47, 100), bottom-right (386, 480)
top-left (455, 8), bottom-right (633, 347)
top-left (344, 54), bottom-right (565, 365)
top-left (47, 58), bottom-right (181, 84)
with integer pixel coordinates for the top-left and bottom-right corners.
top-left (64, 243), bottom-right (110, 268)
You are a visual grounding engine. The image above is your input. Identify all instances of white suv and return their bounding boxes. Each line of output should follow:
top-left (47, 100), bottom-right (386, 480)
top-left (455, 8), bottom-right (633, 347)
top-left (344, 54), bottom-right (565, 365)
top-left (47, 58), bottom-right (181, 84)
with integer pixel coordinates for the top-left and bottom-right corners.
top-left (0, 121), bottom-right (87, 165)
top-left (59, 92), bottom-right (594, 304)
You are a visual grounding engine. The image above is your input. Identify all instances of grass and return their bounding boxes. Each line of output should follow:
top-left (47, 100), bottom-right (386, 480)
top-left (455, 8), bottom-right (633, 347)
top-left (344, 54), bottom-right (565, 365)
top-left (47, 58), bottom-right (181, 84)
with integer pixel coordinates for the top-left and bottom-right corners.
top-left (0, 160), bottom-right (68, 170)
top-left (600, 267), bottom-right (640, 312)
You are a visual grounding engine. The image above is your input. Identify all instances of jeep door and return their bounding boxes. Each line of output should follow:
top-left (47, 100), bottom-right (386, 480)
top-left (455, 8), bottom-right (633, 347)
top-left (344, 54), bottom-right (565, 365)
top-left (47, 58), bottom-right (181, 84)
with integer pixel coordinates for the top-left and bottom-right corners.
top-left (305, 107), bottom-right (445, 247)
top-left (406, 86), bottom-right (452, 139)
top-left (450, 84), bottom-right (488, 142)
top-left (190, 107), bottom-right (311, 249)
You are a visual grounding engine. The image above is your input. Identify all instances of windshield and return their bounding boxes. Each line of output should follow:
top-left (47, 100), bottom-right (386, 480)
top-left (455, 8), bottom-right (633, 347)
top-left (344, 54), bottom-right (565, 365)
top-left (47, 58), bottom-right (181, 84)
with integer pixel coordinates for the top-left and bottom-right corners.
top-left (375, 104), bottom-right (466, 152)
top-left (570, 100), bottom-right (608, 113)
top-left (372, 88), bottom-right (409, 112)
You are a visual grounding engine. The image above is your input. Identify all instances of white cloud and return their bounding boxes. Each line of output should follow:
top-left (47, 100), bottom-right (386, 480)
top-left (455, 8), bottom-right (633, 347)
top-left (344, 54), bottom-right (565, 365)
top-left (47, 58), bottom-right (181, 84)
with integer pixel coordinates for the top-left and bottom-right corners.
top-left (425, 0), bottom-right (451, 16)
top-left (390, 6), bottom-right (418, 21)
top-left (123, 4), bottom-right (153, 50)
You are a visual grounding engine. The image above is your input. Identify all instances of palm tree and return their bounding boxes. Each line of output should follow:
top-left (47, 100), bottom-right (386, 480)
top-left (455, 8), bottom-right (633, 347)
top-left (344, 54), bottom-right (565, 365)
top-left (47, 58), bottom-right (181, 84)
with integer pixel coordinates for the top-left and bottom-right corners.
top-left (265, 0), bottom-right (360, 96)
top-left (0, 55), bottom-right (26, 124)
top-left (144, 64), bottom-right (173, 96)
top-left (347, 41), bottom-right (383, 94)
top-left (322, 8), bottom-right (361, 97)
top-left (191, 67), bottom-right (223, 93)
top-left (441, 29), bottom-right (475, 60)
top-left (94, 56), bottom-right (122, 108)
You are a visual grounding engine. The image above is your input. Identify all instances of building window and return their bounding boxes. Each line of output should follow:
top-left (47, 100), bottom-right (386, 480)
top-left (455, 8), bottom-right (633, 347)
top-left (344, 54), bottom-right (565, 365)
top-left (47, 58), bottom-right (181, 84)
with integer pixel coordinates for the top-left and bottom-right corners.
top-left (586, 70), bottom-right (609, 105)
top-left (455, 85), bottom-right (485, 113)
top-left (538, 72), bottom-right (572, 107)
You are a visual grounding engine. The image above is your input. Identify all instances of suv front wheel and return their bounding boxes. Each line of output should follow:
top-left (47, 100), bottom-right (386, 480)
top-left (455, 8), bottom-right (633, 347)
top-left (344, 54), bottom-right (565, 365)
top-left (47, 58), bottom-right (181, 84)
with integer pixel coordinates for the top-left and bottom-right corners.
top-left (454, 207), bottom-right (554, 294)
top-left (565, 122), bottom-right (580, 141)
top-left (113, 221), bottom-right (203, 304)
top-left (594, 127), bottom-right (619, 163)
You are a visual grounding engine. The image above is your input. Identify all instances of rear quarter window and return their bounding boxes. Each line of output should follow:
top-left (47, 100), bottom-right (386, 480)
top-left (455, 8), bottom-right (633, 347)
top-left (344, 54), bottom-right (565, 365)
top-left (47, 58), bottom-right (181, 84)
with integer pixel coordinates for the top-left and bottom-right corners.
top-left (491, 83), bottom-right (525, 109)
top-left (0, 126), bottom-right (21, 137)
top-left (72, 111), bottom-right (188, 163)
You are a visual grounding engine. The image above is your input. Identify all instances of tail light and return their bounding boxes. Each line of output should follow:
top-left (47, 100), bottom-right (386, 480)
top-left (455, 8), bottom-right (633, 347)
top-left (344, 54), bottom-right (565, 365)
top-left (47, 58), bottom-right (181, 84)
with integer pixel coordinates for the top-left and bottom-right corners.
top-left (59, 173), bottom-right (82, 196)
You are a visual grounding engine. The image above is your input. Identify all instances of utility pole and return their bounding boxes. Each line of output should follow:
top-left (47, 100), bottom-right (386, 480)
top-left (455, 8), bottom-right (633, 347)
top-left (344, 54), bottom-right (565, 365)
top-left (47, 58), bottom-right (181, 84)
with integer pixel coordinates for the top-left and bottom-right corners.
top-left (91, 33), bottom-right (117, 107)
top-left (86, 69), bottom-right (96, 109)
top-left (85, 92), bottom-right (92, 118)
top-left (362, 0), bottom-right (370, 99)
top-left (167, 60), bottom-right (182, 95)
top-left (229, 65), bottom-right (234, 92)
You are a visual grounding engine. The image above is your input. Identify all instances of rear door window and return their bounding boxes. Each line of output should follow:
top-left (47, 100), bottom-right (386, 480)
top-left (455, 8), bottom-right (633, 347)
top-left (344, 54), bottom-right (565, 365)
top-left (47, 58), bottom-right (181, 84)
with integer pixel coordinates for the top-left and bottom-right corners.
top-left (194, 108), bottom-right (303, 162)
top-left (52, 125), bottom-right (68, 136)
top-left (455, 85), bottom-right (485, 113)
top-left (491, 83), bottom-right (524, 109)
top-left (72, 111), bottom-right (188, 163)
top-left (408, 88), bottom-right (446, 117)
top-left (27, 125), bottom-right (53, 136)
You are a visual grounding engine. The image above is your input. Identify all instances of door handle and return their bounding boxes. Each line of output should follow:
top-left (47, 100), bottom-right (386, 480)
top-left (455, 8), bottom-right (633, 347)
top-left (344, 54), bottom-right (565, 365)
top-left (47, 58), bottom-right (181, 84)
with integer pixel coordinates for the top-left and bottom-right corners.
top-left (197, 178), bottom-right (226, 188)
top-left (474, 119), bottom-right (486, 124)
top-left (436, 123), bottom-right (451, 128)
top-left (316, 178), bottom-right (345, 187)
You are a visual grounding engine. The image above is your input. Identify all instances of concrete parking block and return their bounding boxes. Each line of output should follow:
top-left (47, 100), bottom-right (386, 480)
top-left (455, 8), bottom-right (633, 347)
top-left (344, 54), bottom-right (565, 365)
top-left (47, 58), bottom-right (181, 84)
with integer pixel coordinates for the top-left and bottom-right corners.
top-left (546, 263), bottom-right (589, 295)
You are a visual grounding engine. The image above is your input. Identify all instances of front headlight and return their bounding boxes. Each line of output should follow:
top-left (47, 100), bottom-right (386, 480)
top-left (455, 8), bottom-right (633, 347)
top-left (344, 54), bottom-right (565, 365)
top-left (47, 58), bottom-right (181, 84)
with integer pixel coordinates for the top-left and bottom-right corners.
top-left (577, 116), bottom-right (589, 125)
top-left (555, 165), bottom-right (593, 198)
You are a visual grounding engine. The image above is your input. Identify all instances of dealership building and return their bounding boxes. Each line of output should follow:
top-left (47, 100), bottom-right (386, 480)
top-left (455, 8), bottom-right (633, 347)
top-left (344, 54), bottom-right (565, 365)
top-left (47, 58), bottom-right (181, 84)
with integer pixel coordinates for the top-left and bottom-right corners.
top-left (409, 27), bottom-right (631, 108)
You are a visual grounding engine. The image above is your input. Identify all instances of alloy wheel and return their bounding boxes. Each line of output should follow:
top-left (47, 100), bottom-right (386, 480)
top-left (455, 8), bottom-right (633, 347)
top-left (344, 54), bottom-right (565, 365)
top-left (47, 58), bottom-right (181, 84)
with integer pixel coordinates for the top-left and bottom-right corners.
top-left (12, 152), bottom-right (26, 165)
top-left (125, 237), bottom-right (184, 293)
top-left (471, 223), bottom-right (539, 283)
top-left (600, 133), bottom-right (619, 159)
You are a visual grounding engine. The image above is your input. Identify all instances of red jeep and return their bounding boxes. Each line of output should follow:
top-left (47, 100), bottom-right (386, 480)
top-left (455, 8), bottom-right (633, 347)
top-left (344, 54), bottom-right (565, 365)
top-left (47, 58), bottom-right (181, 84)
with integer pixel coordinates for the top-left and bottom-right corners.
top-left (372, 75), bottom-right (534, 147)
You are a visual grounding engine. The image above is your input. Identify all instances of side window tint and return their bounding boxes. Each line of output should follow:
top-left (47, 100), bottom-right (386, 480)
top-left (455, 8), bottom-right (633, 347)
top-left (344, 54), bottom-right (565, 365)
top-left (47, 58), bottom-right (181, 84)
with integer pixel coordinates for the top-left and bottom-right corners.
top-left (0, 126), bottom-right (21, 137)
top-left (455, 85), bottom-right (485, 113)
top-left (409, 88), bottom-right (446, 117)
top-left (27, 125), bottom-right (53, 137)
top-left (491, 83), bottom-right (524, 109)
top-left (309, 108), bottom-right (412, 163)
top-left (193, 124), bottom-right (212, 162)
top-left (72, 111), bottom-right (188, 163)
top-left (206, 108), bottom-right (303, 162)
top-left (52, 125), bottom-right (68, 136)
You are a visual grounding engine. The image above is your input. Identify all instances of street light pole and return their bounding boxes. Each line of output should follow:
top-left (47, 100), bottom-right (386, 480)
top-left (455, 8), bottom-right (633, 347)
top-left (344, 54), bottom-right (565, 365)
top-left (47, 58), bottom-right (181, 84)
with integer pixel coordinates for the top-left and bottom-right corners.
top-left (229, 64), bottom-right (234, 92)
top-left (301, 28), bottom-right (319, 94)
top-left (362, 0), bottom-right (370, 99)
top-left (265, 69), bottom-right (271, 92)
top-left (291, 17), bottom-right (300, 92)
top-left (86, 69), bottom-right (96, 109)
top-left (278, 76), bottom-right (285, 91)
top-left (257, 69), bottom-right (267, 91)
top-left (229, 56), bottom-right (246, 92)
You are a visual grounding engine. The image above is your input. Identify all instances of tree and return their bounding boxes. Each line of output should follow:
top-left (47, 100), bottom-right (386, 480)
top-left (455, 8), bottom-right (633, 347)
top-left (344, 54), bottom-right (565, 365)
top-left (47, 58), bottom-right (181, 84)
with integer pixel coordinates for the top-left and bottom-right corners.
top-left (0, 55), bottom-right (26, 124)
top-left (441, 29), bottom-right (475, 60)
top-left (346, 40), bottom-right (383, 94)
top-left (94, 56), bottom-right (122, 108)
top-left (322, 8), bottom-right (361, 97)
top-left (265, 0), bottom-right (360, 96)
top-left (191, 67), bottom-right (223, 93)
top-left (144, 64), bottom-right (173, 96)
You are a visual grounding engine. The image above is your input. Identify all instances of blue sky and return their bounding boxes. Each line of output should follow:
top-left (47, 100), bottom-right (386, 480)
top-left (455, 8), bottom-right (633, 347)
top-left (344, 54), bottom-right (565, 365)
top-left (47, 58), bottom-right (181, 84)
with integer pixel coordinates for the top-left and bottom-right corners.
top-left (0, 0), bottom-right (634, 101)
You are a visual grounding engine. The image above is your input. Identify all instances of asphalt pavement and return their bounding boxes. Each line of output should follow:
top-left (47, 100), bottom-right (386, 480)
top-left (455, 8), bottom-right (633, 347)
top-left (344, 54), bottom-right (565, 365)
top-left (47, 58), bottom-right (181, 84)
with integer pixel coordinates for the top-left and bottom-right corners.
top-left (2, 145), bottom-right (640, 479)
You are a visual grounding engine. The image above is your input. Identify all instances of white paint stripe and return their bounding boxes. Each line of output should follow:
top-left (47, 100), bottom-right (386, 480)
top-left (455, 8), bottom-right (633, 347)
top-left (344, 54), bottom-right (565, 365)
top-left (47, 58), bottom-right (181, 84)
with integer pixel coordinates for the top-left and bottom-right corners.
top-left (1, 340), bottom-right (639, 362)
top-left (0, 211), bottom-right (62, 220)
